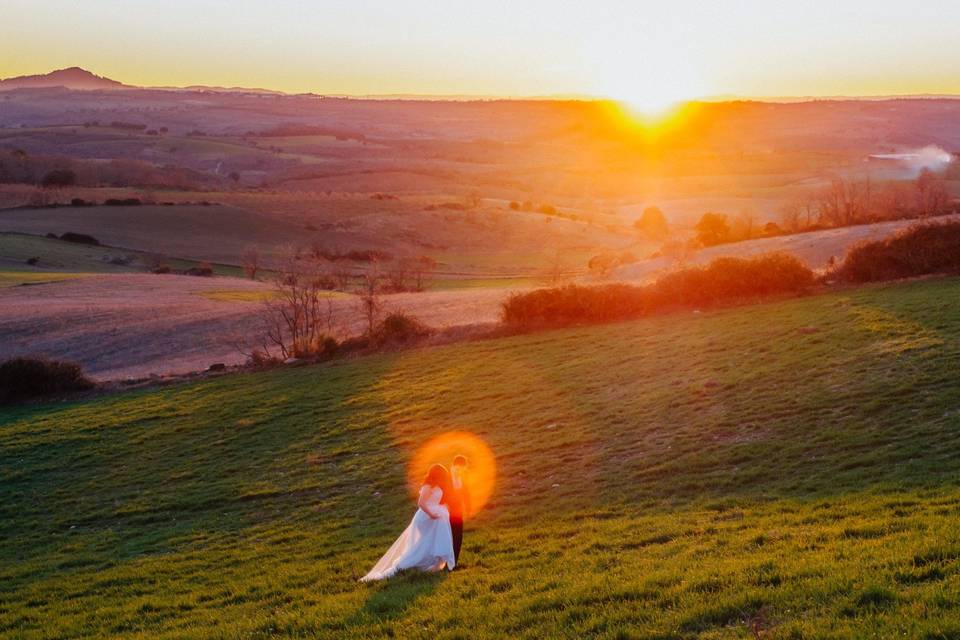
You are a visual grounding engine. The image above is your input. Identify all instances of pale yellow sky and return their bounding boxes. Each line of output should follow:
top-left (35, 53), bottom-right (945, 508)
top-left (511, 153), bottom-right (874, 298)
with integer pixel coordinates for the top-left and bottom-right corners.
top-left (4, 0), bottom-right (960, 111)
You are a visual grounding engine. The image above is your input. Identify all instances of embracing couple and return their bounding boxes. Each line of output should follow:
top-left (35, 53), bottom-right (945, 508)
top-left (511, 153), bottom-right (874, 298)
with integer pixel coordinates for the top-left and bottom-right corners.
top-left (361, 455), bottom-right (471, 581)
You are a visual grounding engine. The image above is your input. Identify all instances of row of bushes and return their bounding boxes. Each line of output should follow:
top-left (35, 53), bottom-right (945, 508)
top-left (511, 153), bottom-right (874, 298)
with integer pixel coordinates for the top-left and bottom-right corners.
top-left (833, 221), bottom-right (960, 283)
top-left (504, 222), bottom-right (960, 330)
top-left (501, 253), bottom-right (815, 329)
top-left (0, 357), bottom-right (94, 405)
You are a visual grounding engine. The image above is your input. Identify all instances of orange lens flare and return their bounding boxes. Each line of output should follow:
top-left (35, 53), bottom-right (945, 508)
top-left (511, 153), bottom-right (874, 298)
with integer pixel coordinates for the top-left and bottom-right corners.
top-left (408, 431), bottom-right (496, 518)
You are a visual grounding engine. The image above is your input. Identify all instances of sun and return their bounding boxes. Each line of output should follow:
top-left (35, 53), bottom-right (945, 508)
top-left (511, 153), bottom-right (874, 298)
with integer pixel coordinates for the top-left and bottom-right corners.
top-left (408, 431), bottom-right (497, 518)
top-left (598, 62), bottom-right (708, 124)
top-left (620, 91), bottom-right (688, 123)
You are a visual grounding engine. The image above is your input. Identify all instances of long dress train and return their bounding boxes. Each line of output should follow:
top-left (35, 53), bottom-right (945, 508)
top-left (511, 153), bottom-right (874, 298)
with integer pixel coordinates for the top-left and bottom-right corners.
top-left (361, 485), bottom-right (455, 581)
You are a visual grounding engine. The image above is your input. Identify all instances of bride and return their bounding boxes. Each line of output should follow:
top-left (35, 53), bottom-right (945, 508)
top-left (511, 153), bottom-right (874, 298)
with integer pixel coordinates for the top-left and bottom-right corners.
top-left (361, 464), bottom-right (456, 581)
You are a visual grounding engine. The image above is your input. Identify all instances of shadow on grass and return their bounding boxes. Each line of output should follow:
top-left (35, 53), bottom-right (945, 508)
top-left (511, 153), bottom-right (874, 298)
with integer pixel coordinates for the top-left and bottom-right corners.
top-left (348, 570), bottom-right (446, 628)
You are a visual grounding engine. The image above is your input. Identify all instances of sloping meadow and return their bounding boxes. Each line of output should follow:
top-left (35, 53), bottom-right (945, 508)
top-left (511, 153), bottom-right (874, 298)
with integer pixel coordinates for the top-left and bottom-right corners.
top-left (2, 276), bottom-right (960, 638)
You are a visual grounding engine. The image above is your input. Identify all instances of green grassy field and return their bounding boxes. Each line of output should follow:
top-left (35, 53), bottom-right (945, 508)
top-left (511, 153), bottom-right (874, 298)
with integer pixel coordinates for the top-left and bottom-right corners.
top-left (3, 277), bottom-right (960, 638)
top-left (0, 271), bottom-right (88, 288)
top-left (0, 233), bottom-right (140, 274)
top-left (0, 204), bottom-right (307, 266)
top-left (0, 233), bottom-right (248, 280)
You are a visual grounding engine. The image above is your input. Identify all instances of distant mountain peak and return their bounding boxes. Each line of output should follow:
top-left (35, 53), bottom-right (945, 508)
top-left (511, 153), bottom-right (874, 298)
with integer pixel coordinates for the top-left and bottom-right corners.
top-left (0, 67), bottom-right (129, 91)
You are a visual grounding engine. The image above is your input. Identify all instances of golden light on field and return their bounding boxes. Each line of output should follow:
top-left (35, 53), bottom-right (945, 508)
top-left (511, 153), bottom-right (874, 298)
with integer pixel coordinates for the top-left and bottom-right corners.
top-left (408, 431), bottom-right (496, 518)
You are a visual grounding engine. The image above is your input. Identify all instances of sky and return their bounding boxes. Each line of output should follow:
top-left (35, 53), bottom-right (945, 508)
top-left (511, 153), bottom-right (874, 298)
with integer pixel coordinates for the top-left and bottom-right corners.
top-left (4, 0), bottom-right (960, 111)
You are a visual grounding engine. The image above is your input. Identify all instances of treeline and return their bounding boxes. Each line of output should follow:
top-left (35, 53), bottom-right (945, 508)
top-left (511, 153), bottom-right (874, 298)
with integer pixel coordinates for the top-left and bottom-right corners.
top-left (780, 170), bottom-right (952, 232)
top-left (631, 170), bottom-right (956, 257)
top-left (0, 149), bottom-right (217, 190)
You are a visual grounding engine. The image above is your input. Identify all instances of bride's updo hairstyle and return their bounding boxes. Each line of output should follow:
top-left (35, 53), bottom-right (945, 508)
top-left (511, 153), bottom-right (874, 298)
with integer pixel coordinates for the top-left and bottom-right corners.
top-left (424, 463), bottom-right (448, 487)
top-left (423, 463), bottom-right (452, 503)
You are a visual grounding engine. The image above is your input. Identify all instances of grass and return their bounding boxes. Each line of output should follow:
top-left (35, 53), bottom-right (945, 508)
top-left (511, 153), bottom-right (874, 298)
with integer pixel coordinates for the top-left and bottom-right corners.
top-left (194, 289), bottom-right (348, 303)
top-left (0, 233), bottom-right (139, 274)
top-left (428, 276), bottom-right (541, 291)
top-left (3, 276), bottom-right (960, 638)
top-left (0, 232), bottom-right (249, 279)
top-left (0, 204), bottom-right (307, 266)
top-left (194, 289), bottom-right (280, 303)
top-left (0, 271), bottom-right (88, 288)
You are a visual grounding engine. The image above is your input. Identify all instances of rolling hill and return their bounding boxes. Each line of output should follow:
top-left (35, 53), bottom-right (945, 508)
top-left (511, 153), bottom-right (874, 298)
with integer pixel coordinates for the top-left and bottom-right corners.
top-left (3, 275), bottom-right (960, 637)
top-left (0, 67), bottom-right (128, 91)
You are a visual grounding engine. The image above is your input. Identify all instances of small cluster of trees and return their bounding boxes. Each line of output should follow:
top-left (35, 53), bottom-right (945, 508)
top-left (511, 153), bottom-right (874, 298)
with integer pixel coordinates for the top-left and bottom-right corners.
top-left (780, 170), bottom-right (951, 232)
top-left (633, 206), bottom-right (670, 241)
top-left (0, 149), bottom-right (213, 190)
top-left (238, 249), bottom-right (436, 362)
top-left (241, 244), bottom-right (437, 291)
top-left (635, 169), bottom-right (953, 256)
top-left (632, 205), bottom-right (779, 250)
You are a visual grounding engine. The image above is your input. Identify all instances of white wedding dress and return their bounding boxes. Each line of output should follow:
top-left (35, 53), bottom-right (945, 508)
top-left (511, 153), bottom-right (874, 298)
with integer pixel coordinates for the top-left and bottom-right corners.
top-left (361, 485), bottom-right (456, 581)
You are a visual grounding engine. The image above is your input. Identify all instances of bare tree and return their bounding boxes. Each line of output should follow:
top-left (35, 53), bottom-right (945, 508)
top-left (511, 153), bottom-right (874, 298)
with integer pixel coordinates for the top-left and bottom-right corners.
top-left (731, 209), bottom-right (757, 241)
top-left (915, 168), bottom-right (950, 216)
top-left (410, 256), bottom-right (437, 291)
top-left (241, 245), bottom-right (261, 280)
top-left (381, 255), bottom-right (437, 292)
top-left (331, 264), bottom-right (352, 291)
top-left (357, 261), bottom-right (383, 336)
top-left (875, 181), bottom-right (913, 221)
top-left (539, 250), bottom-right (572, 286)
top-left (384, 259), bottom-right (410, 293)
top-left (815, 175), bottom-right (874, 227)
top-left (260, 255), bottom-right (338, 359)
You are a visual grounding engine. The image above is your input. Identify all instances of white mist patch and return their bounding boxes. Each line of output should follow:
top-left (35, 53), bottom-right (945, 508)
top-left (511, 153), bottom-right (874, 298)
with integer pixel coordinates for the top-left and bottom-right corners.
top-left (870, 145), bottom-right (954, 175)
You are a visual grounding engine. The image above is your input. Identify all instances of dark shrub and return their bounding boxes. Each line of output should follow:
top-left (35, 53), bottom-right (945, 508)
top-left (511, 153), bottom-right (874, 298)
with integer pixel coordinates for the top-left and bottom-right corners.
top-left (70, 198), bottom-right (92, 207)
top-left (338, 335), bottom-right (369, 353)
top-left (502, 252), bottom-right (814, 329)
top-left (834, 222), bottom-right (960, 283)
top-left (26, 256), bottom-right (39, 266)
top-left (41, 169), bottom-right (77, 188)
top-left (60, 232), bottom-right (100, 246)
top-left (45, 232), bottom-right (58, 239)
top-left (184, 261), bottom-right (214, 277)
top-left (151, 265), bottom-right (172, 274)
top-left (654, 253), bottom-right (815, 308)
top-left (319, 249), bottom-right (392, 263)
top-left (502, 283), bottom-right (654, 328)
top-left (0, 357), bottom-right (94, 404)
top-left (104, 198), bottom-right (141, 206)
top-left (372, 312), bottom-right (432, 345)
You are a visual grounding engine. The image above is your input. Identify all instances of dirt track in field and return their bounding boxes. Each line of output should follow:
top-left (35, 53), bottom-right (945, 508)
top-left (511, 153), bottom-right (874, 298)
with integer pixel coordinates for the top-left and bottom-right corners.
top-left (614, 215), bottom-right (960, 282)
top-left (3, 217), bottom-right (948, 381)
top-left (0, 273), bottom-right (521, 381)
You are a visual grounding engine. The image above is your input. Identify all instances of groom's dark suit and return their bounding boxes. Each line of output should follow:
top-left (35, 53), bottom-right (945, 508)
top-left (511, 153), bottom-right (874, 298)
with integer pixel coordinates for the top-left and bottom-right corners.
top-left (448, 469), bottom-right (470, 563)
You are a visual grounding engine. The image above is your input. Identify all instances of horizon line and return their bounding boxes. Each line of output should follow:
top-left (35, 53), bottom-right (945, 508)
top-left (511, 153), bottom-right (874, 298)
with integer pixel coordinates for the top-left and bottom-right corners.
top-left (5, 66), bottom-right (960, 104)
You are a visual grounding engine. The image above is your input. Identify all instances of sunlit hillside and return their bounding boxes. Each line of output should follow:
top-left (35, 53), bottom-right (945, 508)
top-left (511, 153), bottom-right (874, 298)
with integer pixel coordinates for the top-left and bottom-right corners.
top-left (4, 275), bottom-right (960, 638)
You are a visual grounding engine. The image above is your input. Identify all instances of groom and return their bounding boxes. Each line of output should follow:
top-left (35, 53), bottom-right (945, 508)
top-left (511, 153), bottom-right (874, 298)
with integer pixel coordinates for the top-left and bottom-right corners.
top-left (449, 455), bottom-right (471, 565)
